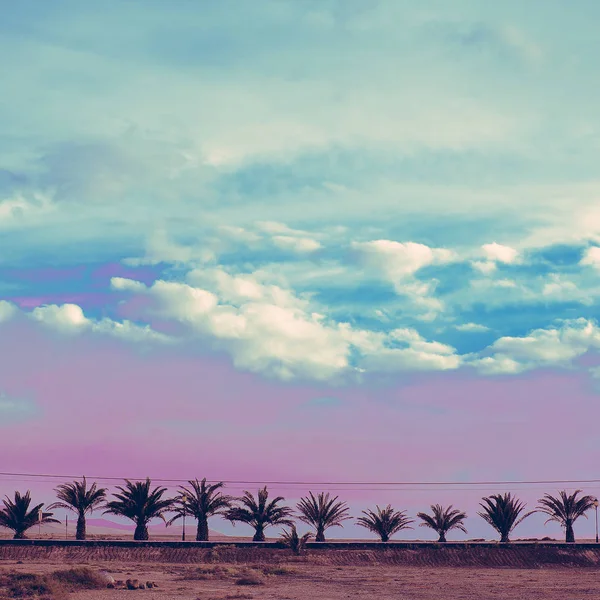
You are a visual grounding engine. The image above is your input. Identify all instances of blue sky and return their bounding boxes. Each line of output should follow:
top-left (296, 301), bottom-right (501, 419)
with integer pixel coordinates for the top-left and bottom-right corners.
top-left (3, 0), bottom-right (600, 539)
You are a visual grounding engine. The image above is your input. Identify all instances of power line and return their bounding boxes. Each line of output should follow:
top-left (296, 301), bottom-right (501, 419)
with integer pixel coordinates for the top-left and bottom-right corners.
top-left (1, 472), bottom-right (600, 488)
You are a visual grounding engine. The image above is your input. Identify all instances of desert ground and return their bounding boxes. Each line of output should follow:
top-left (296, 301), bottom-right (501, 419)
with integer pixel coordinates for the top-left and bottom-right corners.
top-left (3, 545), bottom-right (600, 599)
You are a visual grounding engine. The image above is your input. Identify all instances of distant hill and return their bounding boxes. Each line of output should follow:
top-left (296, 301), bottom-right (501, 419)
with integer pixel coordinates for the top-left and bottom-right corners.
top-left (0, 517), bottom-right (228, 540)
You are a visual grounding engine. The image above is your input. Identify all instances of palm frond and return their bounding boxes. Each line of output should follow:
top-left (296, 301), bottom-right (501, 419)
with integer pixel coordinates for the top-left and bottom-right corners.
top-left (356, 505), bottom-right (413, 542)
top-left (477, 493), bottom-right (534, 542)
top-left (417, 504), bottom-right (467, 541)
top-left (0, 491), bottom-right (59, 539)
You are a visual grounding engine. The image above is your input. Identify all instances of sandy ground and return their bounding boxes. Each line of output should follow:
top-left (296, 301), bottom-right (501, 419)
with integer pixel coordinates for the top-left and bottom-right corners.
top-left (3, 557), bottom-right (600, 600)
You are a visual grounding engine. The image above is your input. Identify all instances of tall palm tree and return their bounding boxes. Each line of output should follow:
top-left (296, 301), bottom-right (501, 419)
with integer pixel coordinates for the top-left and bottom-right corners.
top-left (356, 505), bottom-right (413, 542)
top-left (296, 492), bottom-right (351, 542)
top-left (0, 491), bottom-right (60, 539)
top-left (537, 490), bottom-right (596, 543)
top-left (167, 478), bottom-right (233, 541)
top-left (478, 493), bottom-right (534, 543)
top-left (417, 504), bottom-right (468, 542)
top-left (48, 477), bottom-right (107, 540)
top-left (225, 487), bottom-right (294, 541)
top-left (104, 479), bottom-right (173, 540)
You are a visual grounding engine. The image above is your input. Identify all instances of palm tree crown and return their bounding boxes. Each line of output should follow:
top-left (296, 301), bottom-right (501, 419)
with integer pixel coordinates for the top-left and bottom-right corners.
top-left (0, 491), bottom-right (59, 539)
top-left (478, 493), bottom-right (534, 543)
top-left (537, 490), bottom-right (596, 543)
top-left (226, 487), bottom-right (293, 541)
top-left (48, 477), bottom-right (107, 540)
top-left (168, 478), bottom-right (233, 541)
top-left (297, 492), bottom-right (351, 542)
top-left (417, 504), bottom-right (468, 542)
top-left (104, 478), bottom-right (173, 540)
top-left (280, 525), bottom-right (312, 555)
top-left (356, 504), bottom-right (413, 542)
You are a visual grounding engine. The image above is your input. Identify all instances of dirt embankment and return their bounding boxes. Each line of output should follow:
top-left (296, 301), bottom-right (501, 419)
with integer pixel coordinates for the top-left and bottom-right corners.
top-left (2, 544), bottom-right (600, 568)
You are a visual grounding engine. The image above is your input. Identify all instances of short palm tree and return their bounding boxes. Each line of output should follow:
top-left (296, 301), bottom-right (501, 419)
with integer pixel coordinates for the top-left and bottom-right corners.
top-left (537, 490), bottom-right (596, 543)
top-left (356, 504), bottom-right (413, 542)
top-left (104, 479), bottom-right (173, 540)
top-left (167, 478), bottom-right (233, 541)
top-left (280, 525), bottom-right (312, 555)
top-left (478, 493), bottom-right (534, 543)
top-left (48, 477), bottom-right (107, 540)
top-left (226, 487), bottom-right (294, 541)
top-left (0, 491), bottom-right (60, 539)
top-left (417, 504), bottom-right (468, 542)
top-left (297, 492), bottom-right (351, 542)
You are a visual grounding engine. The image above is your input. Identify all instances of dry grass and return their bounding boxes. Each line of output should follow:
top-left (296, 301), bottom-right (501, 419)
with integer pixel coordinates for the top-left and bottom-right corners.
top-left (0, 567), bottom-right (104, 599)
top-left (234, 574), bottom-right (264, 586)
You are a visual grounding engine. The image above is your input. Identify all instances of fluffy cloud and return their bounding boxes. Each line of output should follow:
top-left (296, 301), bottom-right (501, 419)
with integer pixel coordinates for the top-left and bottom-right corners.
top-left (353, 240), bottom-right (455, 281)
top-left (482, 243), bottom-right (519, 264)
top-left (455, 322), bottom-right (490, 332)
top-left (581, 246), bottom-right (600, 268)
top-left (31, 303), bottom-right (89, 332)
top-left (472, 319), bottom-right (600, 374)
top-left (0, 193), bottom-right (54, 228)
top-left (29, 302), bottom-right (168, 343)
top-left (107, 271), bottom-right (463, 380)
top-left (0, 301), bottom-right (17, 323)
top-left (472, 242), bottom-right (519, 274)
top-left (271, 235), bottom-right (321, 253)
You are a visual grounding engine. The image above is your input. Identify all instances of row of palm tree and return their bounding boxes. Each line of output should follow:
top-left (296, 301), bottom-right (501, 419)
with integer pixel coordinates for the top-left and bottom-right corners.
top-left (0, 478), bottom-right (596, 545)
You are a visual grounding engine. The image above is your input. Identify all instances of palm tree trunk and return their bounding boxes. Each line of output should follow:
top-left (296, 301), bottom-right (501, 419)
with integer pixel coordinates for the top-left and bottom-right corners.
top-left (500, 532), bottom-right (509, 543)
top-left (566, 521), bottom-right (575, 543)
top-left (76, 513), bottom-right (86, 540)
top-left (196, 517), bottom-right (209, 541)
top-left (253, 524), bottom-right (265, 542)
top-left (438, 532), bottom-right (447, 542)
top-left (315, 525), bottom-right (325, 542)
top-left (13, 530), bottom-right (26, 540)
top-left (381, 533), bottom-right (389, 542)
top-left (134, 522), bottom-right (149, 541)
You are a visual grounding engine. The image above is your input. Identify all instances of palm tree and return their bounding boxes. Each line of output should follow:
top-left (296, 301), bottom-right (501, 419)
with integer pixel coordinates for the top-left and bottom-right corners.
top-left (478, 493), bottom-right (534, 543)
top-left (280, 525), bottom-right (312, 555)
top-left (0, 491), bottom-right (60, 539)
top-left (417, 504), bottom-right (468, 542)
top-left (537, 490), bottom-right (596, 543)
top-left (103, 479), bottom-right (173, 540)
top-left (356, 504), bottom-right (413, 542)
top-left (226, 487), bottom-right (294, 541)
top-left (296, 492), bottom-right (351, 542)
top-left (48, 477), bottom-right (107, 540)
top-left (167, 478), bottom-right (233, 541)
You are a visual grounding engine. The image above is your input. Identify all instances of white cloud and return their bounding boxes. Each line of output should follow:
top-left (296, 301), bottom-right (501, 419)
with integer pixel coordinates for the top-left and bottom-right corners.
top-left (0, 301), bottom-right (17, 323)
top-left (29, 302), bottom-right (169, 343)
top-left (581, 246), bottom-right (600, 268)
top-left (471, 260), bottom-right (497, 274)
top-left (353, 240), bottom-right (455, 281)
top-left (481, 242), bottom-right (519, 264)
top-left (358, 328), bottom-right (461, 372)
top-left (541, 274), bottom-right (585, 303)
top-left (455, 322), bottom-right (490, 332)
top-left (124, 230), bottom-right (215, 266)
top-left (0, 192), bottom-right (54, 228)
top-left (110, 277), bottom-right (148, 292)
top-left (31, 303), bottom-right (89, 332)
top-left (272, 235), bottom-right (321, 253)
top-left (110, 272), bottom-right (463, 380)
top-left (472, 319), bottom-right (600, 374)
top-left (352, 240), bottom-right (454, 319)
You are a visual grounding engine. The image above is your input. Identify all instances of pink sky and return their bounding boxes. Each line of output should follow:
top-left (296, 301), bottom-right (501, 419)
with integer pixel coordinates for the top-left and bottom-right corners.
top-left (1, 319), bottom-right (599, 540)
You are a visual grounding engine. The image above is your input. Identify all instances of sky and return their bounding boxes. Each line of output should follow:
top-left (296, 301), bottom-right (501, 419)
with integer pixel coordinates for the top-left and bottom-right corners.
top-left (2, 0), bottom-right (600, 540)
